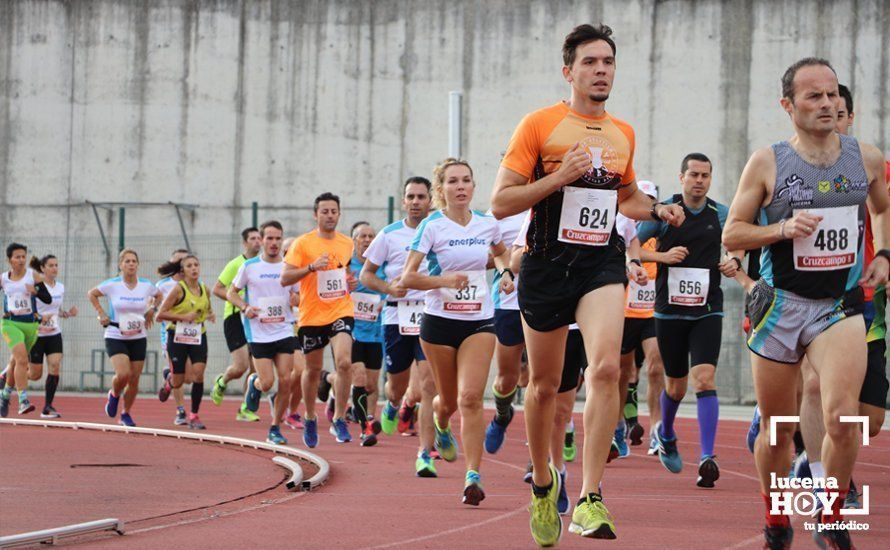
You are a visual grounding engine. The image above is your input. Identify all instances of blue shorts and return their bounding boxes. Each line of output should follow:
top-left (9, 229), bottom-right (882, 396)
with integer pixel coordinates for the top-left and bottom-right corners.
top-left (384, 324), bottom-right (426, 375)
top-left (494, 309), bottom-right (524, 347)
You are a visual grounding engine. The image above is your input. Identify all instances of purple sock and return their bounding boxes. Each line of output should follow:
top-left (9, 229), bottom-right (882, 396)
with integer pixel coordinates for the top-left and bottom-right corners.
top-left (659, 390), bottom-right (681, 440)
top-left (696, 390), bottom-right (719, 458)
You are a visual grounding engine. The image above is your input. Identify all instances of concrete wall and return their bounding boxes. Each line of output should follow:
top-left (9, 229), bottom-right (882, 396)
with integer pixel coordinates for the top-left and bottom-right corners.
top-left (2, 0), bottom-right (887, 242)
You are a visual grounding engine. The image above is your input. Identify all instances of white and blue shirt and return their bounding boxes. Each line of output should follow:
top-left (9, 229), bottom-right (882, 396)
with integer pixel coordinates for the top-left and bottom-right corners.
top-left (364, 219), bottom-right (428, 326)
top-left (232, 257), bottom-right (298, 344)
top-left (36, 280), bottom-right (65, 337)
top-left (97, 277), bottom-right (159, 341)
top-left (349, 255), bottom-right (384, 344)
top-left (410, 210), bottom-right (503, 321)
top-left (491, 211), bottom-right (527, 311)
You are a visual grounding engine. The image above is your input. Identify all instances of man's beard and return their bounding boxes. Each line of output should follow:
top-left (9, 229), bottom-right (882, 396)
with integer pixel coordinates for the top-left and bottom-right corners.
top-left (589, 92), bottom-right (610, 102)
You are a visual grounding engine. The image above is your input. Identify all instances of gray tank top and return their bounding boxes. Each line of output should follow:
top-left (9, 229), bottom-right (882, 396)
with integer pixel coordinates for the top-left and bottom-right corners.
top-left (759, 134), bottom-right (867, 299)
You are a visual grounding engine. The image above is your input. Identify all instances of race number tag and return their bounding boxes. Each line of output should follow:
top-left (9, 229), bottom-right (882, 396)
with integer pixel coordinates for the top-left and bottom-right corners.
top-left (397, 300), bottom-right (424, 335)
top-left (440, 271), bottom-right (488, 313)
top-left (557, 187), bottom-right (617, 246)
top-left (792, 206), bottom-right (858, 271)
top-left (257, 296), bottom-right (288, 324)
top-left (317, 268), bottom-right (348, 301)
top-left (626, 279), bottom-right (656, 310)
top-left (38, 314), bottom-right (59, 334)
top-left (667, 267), bottom-right (709, 307)
top-left (352, 292), bottom-right (382, 322)
top-left (119, 313), bottom-right (144, 336)
top-left (9, 293), bottom-right (32, 315)
top-left (173, 321), bottom-right (201, 345)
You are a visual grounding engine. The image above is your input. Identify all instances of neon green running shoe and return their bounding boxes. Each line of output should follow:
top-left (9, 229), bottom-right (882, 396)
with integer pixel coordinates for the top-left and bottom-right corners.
top-left (416, 449), bottom-right (438, 478)
top-left (563, 426), bottom-right (577, 462)
top-left (569, 494), bottom-right (616, 539)
top-left (236, 403), bottom-right (260, 422)
top-left (433, 414), bottom-right (458, 462)
top-left (210, 374), bottom-right (226, 406)
top-left (529, 463), bottom-right (562, 547)
top-left (380, 401), bottom-right (399, 435)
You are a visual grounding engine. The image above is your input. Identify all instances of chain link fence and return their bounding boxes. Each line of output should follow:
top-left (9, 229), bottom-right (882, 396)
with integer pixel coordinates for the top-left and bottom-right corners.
top-left (1, 233), bottom-right (756, 405)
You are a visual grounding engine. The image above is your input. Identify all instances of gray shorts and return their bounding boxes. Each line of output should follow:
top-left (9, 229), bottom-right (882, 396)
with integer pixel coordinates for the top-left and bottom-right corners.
top-left (745, 279), bottom-right (864, 364)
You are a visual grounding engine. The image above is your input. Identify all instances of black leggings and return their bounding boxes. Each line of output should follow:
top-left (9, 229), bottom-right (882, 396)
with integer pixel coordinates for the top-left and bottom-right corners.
top-left (654, 316), bottom-right (722, 379)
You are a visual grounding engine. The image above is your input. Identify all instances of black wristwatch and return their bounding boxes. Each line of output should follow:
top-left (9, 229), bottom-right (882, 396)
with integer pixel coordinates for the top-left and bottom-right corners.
top-left (650, 202), bottom-right (662, 221)
top-left (876, 249), bottom-right (890, 263)
top-left (729, 256), bottom-right (743, 270)
top-left (501, 268), bottom-right (515, 280)
top-left (627, 259), bottom-right (642, 268)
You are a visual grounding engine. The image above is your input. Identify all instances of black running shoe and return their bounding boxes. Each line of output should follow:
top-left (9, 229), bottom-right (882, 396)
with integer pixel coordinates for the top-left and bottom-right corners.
top-left (317, 370), bottom-right (332, 402)
top-left (627, 419), bottom-right (644, 446)
top-left (812, 523), bottom-right (853, 550)
top-left (763, 525), bottom-right (793, 549)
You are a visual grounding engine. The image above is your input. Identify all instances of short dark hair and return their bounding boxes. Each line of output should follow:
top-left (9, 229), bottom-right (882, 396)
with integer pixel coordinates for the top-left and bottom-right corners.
top-left (259, 220), bottom-right (283, 236)
top-left (6, 242), bottom-right (26, 259)
top-left (681, 153), bottom-right (712, 173)
top-left (838, 84), bottom-right (853, 114)
top-left (781, 57), bottom-right (836, 102)
top-left (314, 192), bottom-right (340, 212)
top-left (240, 227), bottom-right (259, 241)
top-left (404, 176), bottom-right (431, 193)
top-left (563, 24), bottom-right (616, 67)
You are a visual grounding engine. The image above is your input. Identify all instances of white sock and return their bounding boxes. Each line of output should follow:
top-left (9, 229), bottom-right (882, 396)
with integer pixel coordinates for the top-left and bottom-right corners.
top-left (810, 461), bottom-right (826, 482)
top-left (566, 419), bottom-right (574, 431)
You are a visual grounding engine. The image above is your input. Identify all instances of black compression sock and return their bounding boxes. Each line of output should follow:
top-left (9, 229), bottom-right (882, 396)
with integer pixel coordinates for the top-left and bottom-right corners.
top-left (352, 386), bottom-right (368, 426)
top-left (45, 374), bottom-right (60, 406)
top-left (191, 383), bottom-right (204, 414)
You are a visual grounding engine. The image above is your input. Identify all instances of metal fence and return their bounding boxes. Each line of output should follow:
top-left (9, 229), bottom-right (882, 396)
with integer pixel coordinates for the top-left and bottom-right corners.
top-left (1, 233), bottom-right (757, 405)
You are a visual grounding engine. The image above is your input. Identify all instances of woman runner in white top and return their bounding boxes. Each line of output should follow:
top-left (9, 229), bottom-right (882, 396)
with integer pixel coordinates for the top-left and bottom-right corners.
top-left (402, 158), bottom-right (514, 507)
top-left (87, 248), bottom-right (159, 427)
top-left (28, 255), bottom-right (77, 418)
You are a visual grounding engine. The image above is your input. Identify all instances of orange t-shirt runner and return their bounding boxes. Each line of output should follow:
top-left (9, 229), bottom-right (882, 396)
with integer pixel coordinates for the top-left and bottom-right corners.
top-left (284, 231), bottom-right (354, 327)
top-left (625, 238), bottom-right (658, 319)
top-left (501, 101), bottom-right (636, 268)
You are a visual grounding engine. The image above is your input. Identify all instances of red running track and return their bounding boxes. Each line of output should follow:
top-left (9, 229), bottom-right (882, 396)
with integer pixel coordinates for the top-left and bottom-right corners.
top-left (1, 395), bottom-right (888, 549)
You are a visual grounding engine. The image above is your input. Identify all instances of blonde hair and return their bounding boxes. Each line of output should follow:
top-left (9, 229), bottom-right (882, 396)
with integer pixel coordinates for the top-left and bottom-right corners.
top-left (432, 158), bottom-right (474, 210)
top-left (118, 247), bottom-right (139, 267)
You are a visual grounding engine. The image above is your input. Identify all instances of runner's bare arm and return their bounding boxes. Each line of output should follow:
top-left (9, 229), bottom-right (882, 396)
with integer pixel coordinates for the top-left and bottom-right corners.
top-left (509, 245), bottom-right (523, 273)
top-left (212, 280), bottom-right (229, 302)
top-left (618, 181), bottom-right (685, 225)
top-left (400, 250), bottom-right (465, 291)
top-left (280, 254), bottom-right (328, 286)
top-left (723, 148), bottom-right (792, 250)
top-left (859, 143), bottom-right (889, 287)
top-left (490, 144), bottom-right (590, 219)
top-left (156, 285), bottom-right (194, 323)
top-left (360, 259), bottom-right (401, 296)
top-left (87, 287), bottom-right (110, 325)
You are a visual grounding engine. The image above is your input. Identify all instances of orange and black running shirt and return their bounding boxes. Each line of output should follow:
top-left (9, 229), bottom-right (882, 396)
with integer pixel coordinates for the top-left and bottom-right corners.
top-left (501, 102), bottom-right (636, 268)
top-left (624, 238), bottom-right (658, 319)
top-left (284, 231), bottom-right (354, 328)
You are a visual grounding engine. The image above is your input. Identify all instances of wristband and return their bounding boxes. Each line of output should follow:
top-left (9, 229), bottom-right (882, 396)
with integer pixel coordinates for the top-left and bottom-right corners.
top-left (876, 249), bottom-right (890, 263)
top-left (778, 219), bottom-right (788, 239)
top-left (627, 259), bottom-right (642, 268)
top-left (649, 202), bottom-right (662, 221)
top-left (308, 264), bottom-right (316, 273)
top-left (730, 256), bottom-right (742, 270)
top-left (501, 268), bottom-right (515, 280)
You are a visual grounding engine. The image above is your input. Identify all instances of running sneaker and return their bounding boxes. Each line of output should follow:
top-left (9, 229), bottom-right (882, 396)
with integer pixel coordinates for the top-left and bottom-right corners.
top-left (325, 398), bottom-right (335, 423)
top-left (654, 421), bottom-right (683, 473)
top-left (369, 417), bottom-right (382, 435)
top-left (845, 480), bottom-right (861, 509)
top-left (397, 401), bottom-right (417, 434)
top-left (763, 525), bottom-right (793, 549)
top-left (0, 392), bottom-right (10, 418)
top-left (747, 405), bottom-right (761, 453)
top-left (236, 404), bottom-right (260, 422)
top-left (360, 421), bottom-right (377, 447)
top-left (614, 424), bottom-right (629, 458)
top-left (484, 406), bottom-right (513, 454)
top-left (267, 425), bottom-right (288, 445)
top-left (523, 460), bottom-right (533, 483)
top-left (174, 406), bottom-right (187, 426)
top-left (303, 417), bottom-right (319, 448)
top-left (433, 415), bottom-right (458, 462)
top-left (606, 438), bottom-right (620, 463)
top-left (647, 431), bottom-right (659, 456)
top-left (627, 419), bottom-right (644, 446)
top-left (188, 413), bottom-right (206, 430)
top-left (210, 374), bottom-right (226, 406)
top-left (330, 418), bottom-right (352, 443)
top-left (696, 455), bottom-right (720, 488)
top-left (791, 451), bottom-right (811, 480)
top-left (245, 373), bottom-right (261, 412)
top-left (268, 392), bottom-right (277, 415)
top-left (345, 405), bottom-right (356, 423)
top-left (18, 398), bottom-right (35, 415)
top-left (557, 468), bottom-right (569, 516)
top-left (284, 413), bottom-right (304, 430)
top-left (104, 390), bottom-right (119, 418)
top-left (529, 463), bottom-right (562, 547)
top-left (416, 449), bottom-right (438, 478)
top-left (563, 425), bottom-right (577, 462)
top-left (569, 494), bottom-right (616, 539)
top-left (162, 366), bottom-right (170, 381)
top-left (317, 370), bottom-right (332, 401)
top-left (380, 401), bottom-right (399, 435)
top-left (40, 405), bottom-right (60, 419)
top-left (462, 470), bottom-right (485, 506)
top-left (812, 523), bottom-right (853, 550)
top-left (119, 412), bottom-right (136, 427)
top-left (157, 377), bottom-right (172, 403)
